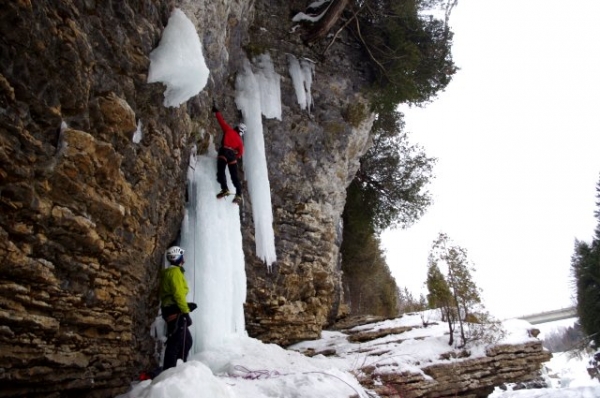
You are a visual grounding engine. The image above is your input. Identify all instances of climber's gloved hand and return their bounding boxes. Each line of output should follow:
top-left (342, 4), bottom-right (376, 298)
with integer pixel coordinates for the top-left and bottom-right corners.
top-left (187, 302), bottom-right (197, 312)
top-left (184, 313), bottom-right (192, 326)
top-left (211, 100), bottom-right (219, 113)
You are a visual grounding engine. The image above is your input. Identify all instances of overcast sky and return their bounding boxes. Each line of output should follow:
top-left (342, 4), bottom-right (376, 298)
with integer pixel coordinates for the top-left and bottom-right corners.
top-left (381, 0), bottom-right (600, 320)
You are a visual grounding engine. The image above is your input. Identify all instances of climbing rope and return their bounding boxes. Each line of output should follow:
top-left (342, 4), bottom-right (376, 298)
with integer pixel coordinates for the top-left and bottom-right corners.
top-left (192, 174), bottom-right (197, 304)
top-left (232, 365), bottom-right (283, 380)
top-left (187, 154), bottom-right (197, 305)
top-left (228, 366), bottom-right (367, 397)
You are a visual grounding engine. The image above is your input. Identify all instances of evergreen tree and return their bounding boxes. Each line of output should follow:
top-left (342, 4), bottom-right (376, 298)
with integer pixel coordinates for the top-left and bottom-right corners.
top-left (301, 0), bottom-right (458, 107)
top-left (335, 0), bottom-right (454, 320)
top-left (571, 175), bottom-right (600, 347)
top-left (427, 232), bottom-right (487, 347)
top-left (341, 189), bottom-right (400, 317)
top-left (353, 108), bottom-right (435, 231)
top-left (571, 241), bottom-right (600, 346)
top-left (357, 0), bottom-right (457, 107)
top-left (426, 260), bottom-right (455, 345)
top-left (445, 244), bottom-right (482, 345)
top-left (340, 109), bottom-right (434, 318)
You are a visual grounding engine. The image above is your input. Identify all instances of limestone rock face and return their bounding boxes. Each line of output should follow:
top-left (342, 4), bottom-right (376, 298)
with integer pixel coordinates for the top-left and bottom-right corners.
top-left (365, 342), bottom-right (553, 398)
top-left (0, 1), bottom-right (245, 396)
top-left (0, 0), bottom-right (370, 396)
top-left (239, 0), bottom-right (374, 347)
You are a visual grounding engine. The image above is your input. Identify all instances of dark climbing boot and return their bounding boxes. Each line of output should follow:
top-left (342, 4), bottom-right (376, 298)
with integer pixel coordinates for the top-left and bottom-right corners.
top-left (217, 189), bottom-right (230, 199)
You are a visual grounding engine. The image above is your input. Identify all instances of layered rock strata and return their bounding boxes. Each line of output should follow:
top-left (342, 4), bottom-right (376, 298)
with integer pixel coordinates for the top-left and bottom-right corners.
top-left (364, 342), bottom-right (552, 398)
top-left (0, 1), bottom-right (243, 396)
top-left (235, 0), bottom-right (375, 345)
top-left (296, 317), bottom-right (552, 398)
top-left (0, 0), bottom-right (371, 395)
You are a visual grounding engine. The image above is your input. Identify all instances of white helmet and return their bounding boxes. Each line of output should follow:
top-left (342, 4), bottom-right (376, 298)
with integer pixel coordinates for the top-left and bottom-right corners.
top-left (166, 246), bottom-right (184, 264)
top-left (236, 123), bottom-right (247, 136)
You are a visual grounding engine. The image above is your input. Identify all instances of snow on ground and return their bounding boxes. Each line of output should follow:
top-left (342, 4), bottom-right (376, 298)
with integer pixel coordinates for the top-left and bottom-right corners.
top-left (490, 318), bottom-right (600, 397)
top-left (489, 351), bottom-right (600, 397)
top-left (119, 310), bottom-right (600, 398)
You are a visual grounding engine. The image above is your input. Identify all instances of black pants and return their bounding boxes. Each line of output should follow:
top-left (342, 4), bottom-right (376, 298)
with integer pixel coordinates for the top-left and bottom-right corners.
top-left (217, 147), bottom-right (242, 196)
top-left (163, 315), bottom-right (192, 370)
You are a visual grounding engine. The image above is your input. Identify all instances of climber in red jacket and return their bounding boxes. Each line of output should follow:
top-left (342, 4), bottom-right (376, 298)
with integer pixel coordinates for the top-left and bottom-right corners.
top-left (212, 101), bottom-right (245, 205)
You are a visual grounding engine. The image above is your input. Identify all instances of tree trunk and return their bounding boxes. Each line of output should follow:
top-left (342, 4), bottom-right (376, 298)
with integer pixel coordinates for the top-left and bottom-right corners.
top-left (303, 0), bottom-right (349, 44)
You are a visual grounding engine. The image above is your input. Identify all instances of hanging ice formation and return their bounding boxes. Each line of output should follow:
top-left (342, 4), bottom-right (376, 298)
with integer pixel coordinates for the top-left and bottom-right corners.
top-left (234, 55), bottom-right (279, 270)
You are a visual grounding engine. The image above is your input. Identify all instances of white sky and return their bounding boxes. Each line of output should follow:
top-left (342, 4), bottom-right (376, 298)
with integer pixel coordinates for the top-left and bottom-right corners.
top-left (125, 5), bottom-right (600, 398)
top-left (381, 0), bottom-right (600, 320)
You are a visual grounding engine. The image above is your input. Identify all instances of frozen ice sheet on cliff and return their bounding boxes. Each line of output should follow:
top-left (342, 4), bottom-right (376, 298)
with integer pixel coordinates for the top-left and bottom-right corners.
top-left (181, 145), bottom-right (246, 353)
top-left (133, 120), bottom-right (143, 143)
top-left (147, 8), bottom-right (209, 107)
top-left (254, 54), bottom-right (281, 120)
top-left (287, 54), bottom-right (314, 111)
top-left (235, 58), bottom-right (277, 267)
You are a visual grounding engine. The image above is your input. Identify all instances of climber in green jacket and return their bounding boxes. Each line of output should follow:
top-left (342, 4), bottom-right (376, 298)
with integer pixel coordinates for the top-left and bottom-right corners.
top-left (160, 246), bottom-right (195, 370)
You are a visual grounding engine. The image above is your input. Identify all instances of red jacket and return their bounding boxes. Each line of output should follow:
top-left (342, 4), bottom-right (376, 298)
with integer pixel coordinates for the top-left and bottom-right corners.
top-left (215, 111), bottom-right (244, 158)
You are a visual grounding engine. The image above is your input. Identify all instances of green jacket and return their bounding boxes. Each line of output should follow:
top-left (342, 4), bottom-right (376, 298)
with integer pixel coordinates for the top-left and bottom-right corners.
top-left (159, 266), bottom-right (190, 313)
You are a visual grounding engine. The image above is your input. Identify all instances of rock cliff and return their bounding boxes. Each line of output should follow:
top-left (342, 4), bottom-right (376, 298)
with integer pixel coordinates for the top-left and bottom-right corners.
top-left (241, 0), bottom-right (373, 346)
top-left (294, 315), bottom-right (553, 398)
top-left (0, 1), bottom-right (551, 397)
top-left (0, 1), bottom-right (371, 396)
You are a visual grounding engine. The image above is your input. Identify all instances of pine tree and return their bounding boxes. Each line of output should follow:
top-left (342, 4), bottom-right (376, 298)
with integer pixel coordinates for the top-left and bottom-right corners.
top-left (427, 233), bottom-right (486, 347)
top-left (446, 245), bottom-right (482, 344)
top-left (353, 108), bottom-right (435, 231)
top-left (571, 175), bottom-right (600, 346)
top-left (300, 0), bottom-right (458, 106)
top-left (426, 259), bottom-right (455, 345)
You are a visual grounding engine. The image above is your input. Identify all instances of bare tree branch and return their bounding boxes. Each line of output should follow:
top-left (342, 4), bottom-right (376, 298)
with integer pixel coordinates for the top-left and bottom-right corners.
top-left (303, 0), bottom-right (350, 44)
top-left (352, 15), bottom-right (390, 81)
top-left (322, 4), bottom-right (364, 55)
